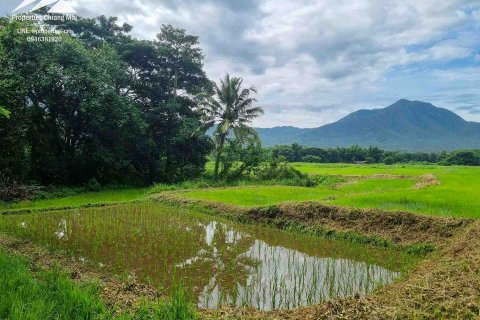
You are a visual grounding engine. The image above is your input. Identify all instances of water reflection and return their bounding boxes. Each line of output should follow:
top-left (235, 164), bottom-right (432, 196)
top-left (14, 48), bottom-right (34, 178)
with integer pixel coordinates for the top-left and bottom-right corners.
top-left (0, 203), bottom-right (408, 310)
top-left (181, 221), bottom-right (398, 310)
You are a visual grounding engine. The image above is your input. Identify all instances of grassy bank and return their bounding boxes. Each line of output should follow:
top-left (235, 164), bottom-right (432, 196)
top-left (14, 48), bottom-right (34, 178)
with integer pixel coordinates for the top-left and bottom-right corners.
top-left (181, 163), bottom-right (480, 218)
top-left (0, 188), bottom-right (149, 213)
top-left (0, 249), bottom-right (197, 320)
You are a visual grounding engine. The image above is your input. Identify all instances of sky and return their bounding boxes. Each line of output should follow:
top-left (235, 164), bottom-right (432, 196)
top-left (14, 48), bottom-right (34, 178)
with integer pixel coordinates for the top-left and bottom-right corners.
top-left (1, 0), bottom-right (480, 128)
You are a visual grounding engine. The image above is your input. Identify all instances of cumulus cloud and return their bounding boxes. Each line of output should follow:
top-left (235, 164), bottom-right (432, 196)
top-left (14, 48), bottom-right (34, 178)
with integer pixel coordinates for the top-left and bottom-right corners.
top-left (1, 0), bottom-right (479, 127)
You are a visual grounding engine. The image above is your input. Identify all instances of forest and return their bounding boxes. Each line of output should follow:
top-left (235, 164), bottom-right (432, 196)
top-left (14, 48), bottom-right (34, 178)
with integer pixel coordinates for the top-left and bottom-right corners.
top-left (0, 14), bottom-right (213, 186)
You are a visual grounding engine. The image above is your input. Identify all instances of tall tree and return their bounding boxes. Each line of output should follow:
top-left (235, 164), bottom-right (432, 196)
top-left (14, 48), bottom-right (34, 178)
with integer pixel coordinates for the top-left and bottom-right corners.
top-left (197, 74), bottom-right (264, 180)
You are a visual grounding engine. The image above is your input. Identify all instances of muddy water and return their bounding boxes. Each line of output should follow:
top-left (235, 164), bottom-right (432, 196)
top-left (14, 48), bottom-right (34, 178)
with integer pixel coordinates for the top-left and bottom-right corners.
top-left (0, 203), bottom-right (415, 310)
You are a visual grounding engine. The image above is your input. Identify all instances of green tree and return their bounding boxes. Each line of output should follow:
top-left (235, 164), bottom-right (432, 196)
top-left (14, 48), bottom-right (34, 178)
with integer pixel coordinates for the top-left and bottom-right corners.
top-left (1, 18), bottom-right (215, 185)
top-left (197, 74), bottom-right (264, 180)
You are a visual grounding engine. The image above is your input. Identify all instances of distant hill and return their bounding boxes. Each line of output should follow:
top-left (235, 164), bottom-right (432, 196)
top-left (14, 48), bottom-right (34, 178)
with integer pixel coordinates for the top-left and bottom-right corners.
top-left (256, 99), bottom-right (480, 151)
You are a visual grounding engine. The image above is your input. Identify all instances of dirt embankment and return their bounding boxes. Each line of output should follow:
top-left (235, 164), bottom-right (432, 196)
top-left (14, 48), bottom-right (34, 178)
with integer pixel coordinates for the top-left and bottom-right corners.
top-left (155, 194), bottom-right (471, 249)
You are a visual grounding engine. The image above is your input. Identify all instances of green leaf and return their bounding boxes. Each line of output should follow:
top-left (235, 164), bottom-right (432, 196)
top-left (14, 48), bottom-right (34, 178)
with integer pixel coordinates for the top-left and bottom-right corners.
top-left (0, 106), bottom-right (11, 119)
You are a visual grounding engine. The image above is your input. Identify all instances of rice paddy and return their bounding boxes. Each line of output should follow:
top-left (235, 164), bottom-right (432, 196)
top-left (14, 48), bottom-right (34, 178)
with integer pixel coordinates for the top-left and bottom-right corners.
top-left (181, 163), bottom-right (480, 218)
top-left (0, 202), bottom-right (415, 311)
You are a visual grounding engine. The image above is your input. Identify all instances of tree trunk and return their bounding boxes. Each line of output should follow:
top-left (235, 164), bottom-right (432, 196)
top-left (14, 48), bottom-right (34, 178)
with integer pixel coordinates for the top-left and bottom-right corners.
top-left (213, 134), bottom-right (226, 180)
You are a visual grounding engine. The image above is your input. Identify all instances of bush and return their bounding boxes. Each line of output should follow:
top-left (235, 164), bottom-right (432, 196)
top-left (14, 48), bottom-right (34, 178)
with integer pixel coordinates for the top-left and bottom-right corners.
top-left (384, 156), bottom-right (395, 165)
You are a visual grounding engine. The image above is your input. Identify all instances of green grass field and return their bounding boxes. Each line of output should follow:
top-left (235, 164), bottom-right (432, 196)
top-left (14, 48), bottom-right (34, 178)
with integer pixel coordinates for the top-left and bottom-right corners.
top-left (2, 163), bottom-right (479, 218)
top-left (183, 163), bottom-right (480, 218)
top-left (0, 188), bottom-right (148, 213)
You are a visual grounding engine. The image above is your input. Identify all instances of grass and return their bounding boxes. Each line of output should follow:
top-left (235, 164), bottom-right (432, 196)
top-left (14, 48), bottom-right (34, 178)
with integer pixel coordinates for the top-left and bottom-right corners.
top-left (181, 178), bottom-right (415, 207)
top-left (292, 163), bottom-right (480, 218)
top-left (0, 249), bottom-right (197, 320)
top-left (0, 188), bottom-right (148, 213)
top-left (182, 185), bottom-right (334, 206)
top-left (2, 163), bottom-right (479, 218)
top-left (0, 249), bottom-right (107, 319)
top-left (182, 163), bottom-right (480, 219)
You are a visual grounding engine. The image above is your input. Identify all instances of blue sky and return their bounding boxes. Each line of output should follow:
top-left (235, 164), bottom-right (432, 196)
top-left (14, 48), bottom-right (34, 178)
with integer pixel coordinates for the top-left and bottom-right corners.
top-left (1, 0), bottom-right (479, 127)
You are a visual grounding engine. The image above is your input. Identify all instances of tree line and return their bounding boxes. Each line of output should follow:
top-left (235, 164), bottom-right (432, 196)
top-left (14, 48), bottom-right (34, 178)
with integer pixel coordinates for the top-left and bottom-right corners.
top-left (0, 14), bottom-right (264, 186)
top-left (269, 144), bottom-right (480, 166)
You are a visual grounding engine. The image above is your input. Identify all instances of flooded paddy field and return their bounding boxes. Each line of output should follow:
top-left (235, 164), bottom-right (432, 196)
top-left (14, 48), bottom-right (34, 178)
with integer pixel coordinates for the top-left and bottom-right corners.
top-left (0, 203), bottom-right (417, 311)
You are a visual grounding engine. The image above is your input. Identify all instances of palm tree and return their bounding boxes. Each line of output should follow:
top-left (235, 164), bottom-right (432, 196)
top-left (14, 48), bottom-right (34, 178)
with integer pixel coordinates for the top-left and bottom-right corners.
top-left (196, 74), bottom-right (264, 180)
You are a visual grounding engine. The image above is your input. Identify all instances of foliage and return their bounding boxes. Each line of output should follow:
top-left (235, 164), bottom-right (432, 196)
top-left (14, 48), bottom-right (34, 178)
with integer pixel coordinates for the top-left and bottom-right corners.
top-left (0, 17), bottom-right (213, 186)
top-left (196, 74), bottom-right (264, 179)
top-left (440, 150), bottom-right (480, 166)
top-left (270, 144), bottom-right (480, 166)
top-left (0, 106), bottom-right (10, 119)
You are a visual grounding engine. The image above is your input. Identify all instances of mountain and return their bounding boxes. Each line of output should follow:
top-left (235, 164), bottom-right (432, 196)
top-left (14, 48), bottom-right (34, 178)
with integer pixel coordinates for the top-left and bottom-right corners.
top-left (257, 99), bottom-right (480, 151)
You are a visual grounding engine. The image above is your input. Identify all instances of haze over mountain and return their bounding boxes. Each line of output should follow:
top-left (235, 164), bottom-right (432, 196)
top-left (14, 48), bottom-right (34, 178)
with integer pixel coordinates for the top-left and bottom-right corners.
top-left (256, 100), bottom-right (480, 151)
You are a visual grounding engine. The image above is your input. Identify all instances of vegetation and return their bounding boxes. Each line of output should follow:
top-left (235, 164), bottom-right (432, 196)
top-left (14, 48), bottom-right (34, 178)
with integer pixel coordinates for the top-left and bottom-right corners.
top-left (0, 106), bottom-right (10, 119)
top-left (180, 163), bottom-right (480, 218)
top-left (0, 16), bottom-right (212, 186)
top-left (0, 188), bottom-right (147, 213)
top-left (0, 249), bottom-right (197, 320)
top-left (196, 74), bottom-right (264, 179)
top-left (2, 163), bottom-right (479, 219)
top-left (1, 10), bottom-right (479, 320)
top-left (269, 143), bottom-right (480, 166)
top-left (0, 203), bottom-right (416, 312)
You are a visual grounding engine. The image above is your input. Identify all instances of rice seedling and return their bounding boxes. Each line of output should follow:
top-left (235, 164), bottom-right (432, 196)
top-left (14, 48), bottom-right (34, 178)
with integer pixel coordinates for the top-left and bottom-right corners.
top-left (0, 203), bottom-right (416, 311)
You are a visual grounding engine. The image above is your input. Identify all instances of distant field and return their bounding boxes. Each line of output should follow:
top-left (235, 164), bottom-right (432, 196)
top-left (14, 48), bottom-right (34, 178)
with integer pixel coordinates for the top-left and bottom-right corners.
top-left (184, 163), bottom-right (480, 218)
top-left (0, 188), bottom-right (148, 213)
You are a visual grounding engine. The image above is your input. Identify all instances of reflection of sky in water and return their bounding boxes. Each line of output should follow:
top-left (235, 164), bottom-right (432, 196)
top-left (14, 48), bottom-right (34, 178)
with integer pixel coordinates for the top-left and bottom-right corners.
top-left (174, 221), bottom-right (400, 311)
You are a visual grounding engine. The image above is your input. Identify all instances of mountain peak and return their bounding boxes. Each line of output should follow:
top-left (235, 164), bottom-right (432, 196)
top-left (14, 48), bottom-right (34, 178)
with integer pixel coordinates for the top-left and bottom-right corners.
top-left (389, 99), bottom-right (433, 109)
top-left (256, 100), bottom-right (480, 151)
